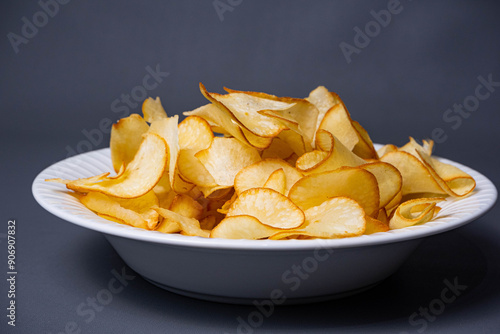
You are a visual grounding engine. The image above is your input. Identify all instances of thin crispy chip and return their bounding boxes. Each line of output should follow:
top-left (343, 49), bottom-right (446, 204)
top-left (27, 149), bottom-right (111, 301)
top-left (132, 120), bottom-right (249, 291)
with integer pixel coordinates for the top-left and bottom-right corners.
top-left (212, 87), bottom-right (290, 137)
top-left (226, 188), bottom-right (305, 229)
top-left (389, 198), bottom-right (445, 229)
top-left (271, 197), bottom-right (366, 238)
top-left (234, 158), bottom-right (303, 196)
top-left (288, 167), bottom-right (380, 216)
top-left (177, 116), bottom-right (217, 187)
top-left (148, 115), bottom-right (179, 189)
top-left (381, 151), bottom-right (445, 196)
top-left (142, 97), bottom-right (167, 123)
top-left (154, 207), bottom-right (209, 237)
top-left (261, 137), bottom-right (295, 160)
top-left (210, 215), bottom-right (278, 239)
top-left (178, 116), bottom-right (213, 151)
top-left (259, 98), bottom-right (319, 148)
top-left (306, 86), bottom-right (336, 131)
top-left (364, 215), bottom-right (389, 234)
top-left (110, 114), bottom-right (149, 172)
top-left (196, 137), bottom-right (261, 187)
top-left (263, 168), bottom-right (286, 195)
top-left (296, 130), bottom-right (365, 174)
top-left (169, 194), bottom-right (204, 220)
top-left (359, 161), bottom-right (402, 209)
top-left (65, 133), bottom-right (167, 198)
top-left (81, 191), bottom-right (159, 229)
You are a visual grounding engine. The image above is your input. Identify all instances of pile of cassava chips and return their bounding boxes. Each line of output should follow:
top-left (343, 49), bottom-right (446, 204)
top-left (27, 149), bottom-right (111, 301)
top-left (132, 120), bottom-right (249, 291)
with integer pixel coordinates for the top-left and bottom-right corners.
top-left (47, 84), bottom-right (476, 239)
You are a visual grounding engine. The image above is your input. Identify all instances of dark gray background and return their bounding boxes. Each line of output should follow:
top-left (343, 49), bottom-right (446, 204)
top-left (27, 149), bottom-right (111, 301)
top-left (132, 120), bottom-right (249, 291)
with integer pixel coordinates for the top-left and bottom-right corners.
top-left (1, 0), bottom-right (499, 333)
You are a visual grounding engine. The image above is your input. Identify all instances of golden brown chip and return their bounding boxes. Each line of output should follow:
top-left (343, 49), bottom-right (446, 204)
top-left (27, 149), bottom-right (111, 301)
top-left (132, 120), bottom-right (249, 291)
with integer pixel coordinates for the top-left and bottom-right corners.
top-left (288, 167), bottom-right (380, 216)
top-left (226, 188), bottom-right (305, 229)
top-left (271, 197), bottom-right (366, 239)
top-left (142, 97), bottom-right (167, 123)
top-left (154, 207), bottom-right (209, 237)
top-left (263, 168), bottom-right (286, 195)
top-left (296, 130), bottom-right (365, 174)
top-left (169, 194), bottom-right (204, 220)
top-left (110, 114), bottom-right (149, 172)
top-left (389, 198), bottom-right (444, 229)
top-left (148, 115), bottom-right (179, 189)
top-left (234, 158), bottom-right (303, 196)
top-left (196, 137), bottom-right (261, 187)
top-left (65, 133), bottom-right (167, 198)
top-left (364, 215), bottom-right (389, 234)
top-left (81, 191), bottom-right (159, 229)
top-left (210, 215), bottom-right (278, 239)
top-left (359, 161), bottom-right (402, 209)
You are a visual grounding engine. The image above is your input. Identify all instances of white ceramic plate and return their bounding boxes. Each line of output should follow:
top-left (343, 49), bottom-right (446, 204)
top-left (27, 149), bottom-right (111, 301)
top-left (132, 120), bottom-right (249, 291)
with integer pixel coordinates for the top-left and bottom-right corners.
top-left (32, 148), bottom-right (497, 304)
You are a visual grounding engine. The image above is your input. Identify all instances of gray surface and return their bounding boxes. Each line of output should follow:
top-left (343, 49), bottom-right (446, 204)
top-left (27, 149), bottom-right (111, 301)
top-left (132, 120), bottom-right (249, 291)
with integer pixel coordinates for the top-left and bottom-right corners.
top-left (1, 0), bottom-right (499, 333)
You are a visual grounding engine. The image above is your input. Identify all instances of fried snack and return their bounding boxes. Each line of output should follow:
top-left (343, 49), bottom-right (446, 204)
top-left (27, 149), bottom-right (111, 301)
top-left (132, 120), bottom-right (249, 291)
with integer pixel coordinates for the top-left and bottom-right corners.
top-left (47, 84), bottom-right (477, 239)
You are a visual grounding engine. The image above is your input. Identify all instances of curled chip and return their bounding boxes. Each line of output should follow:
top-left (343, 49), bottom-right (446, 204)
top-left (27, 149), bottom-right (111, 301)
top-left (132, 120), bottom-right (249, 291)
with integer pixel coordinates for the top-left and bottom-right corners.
top-left (154, 207), bottom-right (209, 238)
top-left (359, 161), bottom-right (402, 209)
top-left (288, 167), bottom-right (380, 217)
top-left (63, 133), bottom-right (167, 198)
top-left (110, 114), bottom-right (149, 173)
top-left (263, 168), bottom-right (286, 195)
top-left (296, 130), bottom-right (365, 174)
top-left (381, 138), bottom-right (475, 197)
top-left (226, 188), bottom-right (305, 229)
top-left (210, 215), bottom-right (278, 239)
top-left (207, 87), bottom-right (290, 138)
top-left (177, 116), bottom-right (216, 187)
top-left (148, 115), bottom-right (179, 189)
top-left (81, 191), bottom-right (159, 230)
top-left (142, 97), bottom-right (167, 123)
top-left (234, 158), bottom-right (303, 196)
top-left (389, 198), bottom-right (445, 229)
top-left (196, 137), bottom-right (261, 187)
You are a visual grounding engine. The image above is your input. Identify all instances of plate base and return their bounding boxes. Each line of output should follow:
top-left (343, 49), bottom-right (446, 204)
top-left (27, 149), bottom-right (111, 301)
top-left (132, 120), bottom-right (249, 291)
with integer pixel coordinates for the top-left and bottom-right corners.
top-left (143, 277), bottom-right (383, 305)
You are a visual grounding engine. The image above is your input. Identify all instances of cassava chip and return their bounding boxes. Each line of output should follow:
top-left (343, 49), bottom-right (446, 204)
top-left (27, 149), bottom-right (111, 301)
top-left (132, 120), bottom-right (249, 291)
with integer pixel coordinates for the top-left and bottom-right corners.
top-left (296, 130), bottom-right (365, 174)
top-left (208, 87), bottom-right (290, 137)
top-left (196, 137), bottom-right (261, 187)
top-left (364, 216), bottom-right (389, 234)
top-left (154, 207), bottom-right (209, 237)
top-left (210, 215), bottom-right (278, 239)
top-left (169, 194), bottom-right (204, 220)
top-left (270, 197), bottom-right (366, 239)
top-left (81, 191), bottom-right (159, 229)
top-left (148, 115), bottom-right (179, 189)
top-left (389, 198), bottom-right (444, 229)
top-left (142, 97), bottom-right (167, 123)
top-left (65, 133), bottom-right (167, 198)
top-left (359, 161), bottom-right (402, 209)
top-left (226, 188), bottom-right (305, 229)
top-left (110, 114), bottom-right (149, 172)
top-left (263, 168), bottom-right (286, 195)
top-left (288, 167), bottom-right (380, 216)
top-left (234, 158), bottom-right (303, 196)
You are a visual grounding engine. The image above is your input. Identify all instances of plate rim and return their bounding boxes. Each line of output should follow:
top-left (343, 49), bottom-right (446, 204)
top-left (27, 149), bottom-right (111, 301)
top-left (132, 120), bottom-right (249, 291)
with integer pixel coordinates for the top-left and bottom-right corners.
top-left (32, 147), bottom-right (498, 251)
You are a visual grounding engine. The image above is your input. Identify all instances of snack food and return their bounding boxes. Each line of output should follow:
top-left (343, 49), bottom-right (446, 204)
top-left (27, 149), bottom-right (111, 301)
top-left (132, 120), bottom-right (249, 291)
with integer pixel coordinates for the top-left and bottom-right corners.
top-left (47, 84), bottom-right (476, 239)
